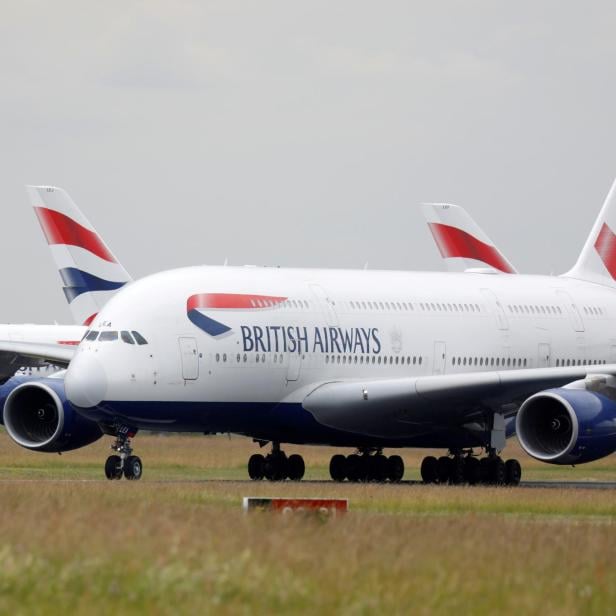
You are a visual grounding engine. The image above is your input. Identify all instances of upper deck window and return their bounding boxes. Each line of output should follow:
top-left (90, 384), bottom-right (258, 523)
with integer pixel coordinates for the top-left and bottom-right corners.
top-left (99, 331), bottom-right (119, 342)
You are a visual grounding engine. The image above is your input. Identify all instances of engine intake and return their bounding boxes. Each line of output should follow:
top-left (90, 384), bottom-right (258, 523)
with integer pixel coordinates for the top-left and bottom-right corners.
top-left (516, 388), bottom-right (616, 465)
top-left (3, 380), bottom-right (103, 453)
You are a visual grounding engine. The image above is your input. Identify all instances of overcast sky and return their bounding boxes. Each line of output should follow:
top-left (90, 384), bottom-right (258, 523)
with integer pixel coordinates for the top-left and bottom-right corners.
top-left (2, 1), bottom-right (616, 323)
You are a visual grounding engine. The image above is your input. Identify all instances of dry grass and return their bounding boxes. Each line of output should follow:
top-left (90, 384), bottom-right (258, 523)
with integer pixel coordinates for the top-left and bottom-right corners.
top-left (1, 433), bottom-right (615, 613)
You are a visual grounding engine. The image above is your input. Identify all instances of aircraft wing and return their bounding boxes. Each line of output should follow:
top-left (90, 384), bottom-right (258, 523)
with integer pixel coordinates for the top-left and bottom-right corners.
top-left (0, 340), bottom-right (75, 381)
top-left (302, 365), bottom-right (612, 438)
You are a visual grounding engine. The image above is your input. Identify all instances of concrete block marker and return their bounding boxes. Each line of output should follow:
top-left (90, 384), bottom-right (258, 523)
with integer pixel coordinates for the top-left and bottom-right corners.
top-left (243, 497), bottom-right (348, 517)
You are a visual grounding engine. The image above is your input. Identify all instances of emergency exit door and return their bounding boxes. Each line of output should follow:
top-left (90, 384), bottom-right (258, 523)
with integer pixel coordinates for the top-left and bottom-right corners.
top-left (179, 337), bottom-right (199, 380)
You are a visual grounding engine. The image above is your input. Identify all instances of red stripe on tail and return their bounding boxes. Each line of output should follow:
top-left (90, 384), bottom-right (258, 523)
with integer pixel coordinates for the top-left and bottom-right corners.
top-left (427, 223), bottom-right (514, 274)
top-left (34, 207), bottom-right (116, 263)
top-left (594, 223), bottom-right (616, 279)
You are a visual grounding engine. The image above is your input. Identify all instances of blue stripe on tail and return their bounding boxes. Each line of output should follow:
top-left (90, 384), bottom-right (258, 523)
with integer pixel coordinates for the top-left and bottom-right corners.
top-left (59, 267), bottom-right (127, 303)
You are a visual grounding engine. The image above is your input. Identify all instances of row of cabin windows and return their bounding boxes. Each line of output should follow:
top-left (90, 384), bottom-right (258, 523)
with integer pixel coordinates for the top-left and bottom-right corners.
top-left (555, 358), bottom-right (606, 366)
top-left (452, 356), bottom-right (528, 368)
top-left (507, 304), bottom-right (562, 316)
top-left (349, 300), bottom-right (482, 313)
top-left (582, 306), bottom-right (604, 316)
top-left (214, 353), bottom-right (423, 366)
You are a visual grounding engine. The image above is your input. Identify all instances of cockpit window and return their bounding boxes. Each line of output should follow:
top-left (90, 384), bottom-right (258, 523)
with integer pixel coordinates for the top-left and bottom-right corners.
top-left (82, 330), bottom-right (90, 341)
top-left (132, 331), bottom-right (148, 345)
top-left (99, 331), bottom-right (119, 342)
top-left (121, 331), bottom-right (135, 344)
top-left (85, 330), bottom-right (99, 341)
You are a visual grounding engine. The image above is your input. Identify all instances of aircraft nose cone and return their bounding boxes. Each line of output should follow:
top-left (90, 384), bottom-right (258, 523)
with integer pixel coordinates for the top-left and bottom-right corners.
top-left (65, 353), bottom-right (108, 408)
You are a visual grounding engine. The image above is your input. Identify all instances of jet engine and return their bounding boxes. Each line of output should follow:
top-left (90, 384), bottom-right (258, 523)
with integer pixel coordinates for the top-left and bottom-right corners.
top-left (2, 378), bottom-right (103, 453)
top-left (516, 384), bottom-right (616, 465)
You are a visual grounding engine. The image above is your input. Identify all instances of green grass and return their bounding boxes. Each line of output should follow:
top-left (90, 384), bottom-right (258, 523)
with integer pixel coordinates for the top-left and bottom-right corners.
top-left (1, 434), bottom-right (615, 614)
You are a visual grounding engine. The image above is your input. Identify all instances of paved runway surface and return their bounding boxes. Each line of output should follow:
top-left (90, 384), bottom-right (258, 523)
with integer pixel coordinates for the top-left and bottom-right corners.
top-left (0, 478), bottom-right (615, 489)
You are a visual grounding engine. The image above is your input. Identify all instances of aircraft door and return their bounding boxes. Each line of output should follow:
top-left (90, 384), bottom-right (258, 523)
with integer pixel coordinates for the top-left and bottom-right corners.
top-left (537, 343), bottom-right (551, 368)
top-left (287, 352), bottom-right (301, 382)
top-left (556, 290), bottom-right (585, 332)
top-left (309, 284), bottom-right (338, 326)
top-left (480, 289), bottom-right (508, 330)
top-left (433, 341), bottom-right (446, 375)
top-left (179, 337), bottom-right (199, 380)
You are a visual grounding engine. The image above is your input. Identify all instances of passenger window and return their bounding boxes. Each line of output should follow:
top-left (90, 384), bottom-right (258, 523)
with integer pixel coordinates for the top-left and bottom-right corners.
top-left (121, 331), bottom-right (135, 344)
top-left (132, 331), bottom-right (148, 345)
top-left (99, 331), bottom-right (118, 342)
top-left (86, 330), bottom-right (99, 341)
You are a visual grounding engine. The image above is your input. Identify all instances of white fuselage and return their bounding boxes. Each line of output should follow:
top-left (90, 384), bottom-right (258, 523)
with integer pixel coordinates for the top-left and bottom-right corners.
top-left (65, 264), bottom-right (616, 441)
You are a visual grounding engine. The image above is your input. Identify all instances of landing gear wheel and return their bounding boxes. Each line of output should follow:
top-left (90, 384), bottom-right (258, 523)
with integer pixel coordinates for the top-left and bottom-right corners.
top-left (265, 452), bottom-right (287, 481)
top-left (505, 459), bottom-right (522, 486)
top-left (450, 457), bottom-right (465, 485)
top-left (104, 455), bottom-right (123, 480)
top-left (371, 454), bottom-right (389, 483)
top-left (123, 455), bottom-right (142, 480)
top-left (489, 457), bottom-right (506, 485)
top-left (464, 457), bottom-right (480, 485)
top-left (345, 454), bottom-right (361, 482)
top-left (287, 454), bottom-right (305, 481)
top-left (436, 456), bottom-right (452, 484)
top-left (248, 454), bottom-right (265, 480)
top-left (329, 454), bottom-right (347, 482)
top-left (421, 456), bottom-right (438, 484)
top-left (387, 455), bottom-right (405, 483)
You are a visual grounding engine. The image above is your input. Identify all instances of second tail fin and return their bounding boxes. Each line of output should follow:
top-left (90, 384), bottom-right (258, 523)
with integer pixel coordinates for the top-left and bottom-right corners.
top-left (421, 203), bottom-right (517, 274)
top-left (26, 186), bottom-right (132, 325)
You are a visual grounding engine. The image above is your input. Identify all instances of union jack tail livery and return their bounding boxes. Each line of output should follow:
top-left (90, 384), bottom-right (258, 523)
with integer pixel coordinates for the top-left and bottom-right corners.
top-left (422, 203), bottom-right (517, 274)
top-left (26, 186), bottom-right (132, 326)
top-left (566, 177), bottom-right (616, 287)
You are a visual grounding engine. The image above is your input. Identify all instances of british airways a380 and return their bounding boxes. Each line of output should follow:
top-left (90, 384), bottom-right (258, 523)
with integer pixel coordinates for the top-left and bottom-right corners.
top-left (3, 179), bottom-right (616, 486)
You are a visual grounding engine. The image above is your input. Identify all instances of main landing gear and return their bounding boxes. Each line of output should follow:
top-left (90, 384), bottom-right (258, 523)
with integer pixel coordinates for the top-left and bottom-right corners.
top-left (104, 427), bottom-right (142, 481)
top-left (248, 442), bottom-right (305, 481)
top-left (329, 449), bottom-right (405, 483)
top-left (420, 450), bottom-right (521, 486)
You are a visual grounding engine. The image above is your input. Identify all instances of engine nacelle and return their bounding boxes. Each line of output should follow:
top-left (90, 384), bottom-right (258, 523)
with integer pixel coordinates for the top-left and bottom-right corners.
top-left (2, 378), bottom-right (103, 453)
top-left (516, 388), bottom-right (616, 465)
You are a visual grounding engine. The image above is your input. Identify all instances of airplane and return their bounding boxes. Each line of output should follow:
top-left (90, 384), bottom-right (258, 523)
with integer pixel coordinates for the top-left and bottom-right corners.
top-left (0, 187), bottom-right (131, 382)
top-left (422, 202), bottom-right (518, 273)
top-left (3, 178), bottom-right (616, 487)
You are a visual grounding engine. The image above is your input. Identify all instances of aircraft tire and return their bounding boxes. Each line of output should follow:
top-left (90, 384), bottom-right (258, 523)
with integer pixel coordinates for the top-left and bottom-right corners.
top-left (450, 457), bottom-right (465, 485)
top-left (124, 455), bottom-right (143, 481)
top-left (345, 454), bottom-right (361, 482)
top-left (371, 454), bottom-right (389, 482)
top-left (504, 459), bottom-right (522, 486)
top-left (287, 454), bottom-right (305, 481)
top-left (436, 456), bottom-right (452, 484)
top-left (420, 456), bottom-right (438, 484)
top-left (265, 452), bottom-right (287, 481)
top-left (329, 454), bottom-right (347, 482)
top-left (248, 454), bottom-right (266, 480)
top-left (489, 457), bottom-right (506, 485)
top-left (104, 455), bottom-right (123, 480)
top-left (387, 455), bottom-right (405, 483)
top-left (464, 457), bottom-right (480, 485)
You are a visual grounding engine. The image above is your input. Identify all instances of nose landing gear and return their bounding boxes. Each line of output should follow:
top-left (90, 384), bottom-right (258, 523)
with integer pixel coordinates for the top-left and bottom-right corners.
top-left (104, 426), bottom-right (142, 481)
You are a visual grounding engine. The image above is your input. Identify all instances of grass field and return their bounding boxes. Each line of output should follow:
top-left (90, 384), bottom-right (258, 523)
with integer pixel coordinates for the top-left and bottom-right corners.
top-left (1, 433), bottom-right (615, 614)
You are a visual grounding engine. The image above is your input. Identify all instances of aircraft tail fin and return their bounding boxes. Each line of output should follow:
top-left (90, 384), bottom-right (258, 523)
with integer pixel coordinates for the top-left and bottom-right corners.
top-left (26, 186), bottom-right (132, 326)
top-left (564, 177), bottom-right (616, 287)
top-left (421, 203), bottom-right (517, 274)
